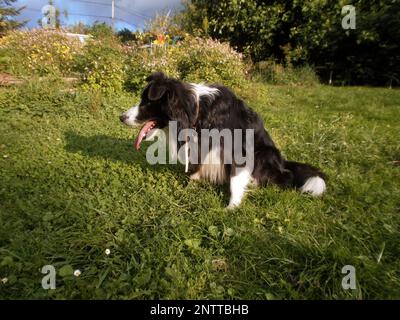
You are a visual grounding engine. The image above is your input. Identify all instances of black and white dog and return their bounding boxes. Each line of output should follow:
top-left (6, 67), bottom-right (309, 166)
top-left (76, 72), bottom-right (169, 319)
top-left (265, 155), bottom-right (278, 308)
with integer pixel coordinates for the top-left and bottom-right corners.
top-left (120, 72), bottom-right (326, 208)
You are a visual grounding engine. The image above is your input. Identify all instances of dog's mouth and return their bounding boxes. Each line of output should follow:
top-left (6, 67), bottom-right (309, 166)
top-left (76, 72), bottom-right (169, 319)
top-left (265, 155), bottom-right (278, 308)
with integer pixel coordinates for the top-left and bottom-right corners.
top-left (134, 120), bottom-right (158, 150)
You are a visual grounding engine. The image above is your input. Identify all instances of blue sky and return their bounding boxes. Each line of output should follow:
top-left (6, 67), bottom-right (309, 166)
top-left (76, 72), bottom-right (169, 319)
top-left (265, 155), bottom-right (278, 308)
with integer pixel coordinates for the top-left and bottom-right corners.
top-left (14, 0), bottom-right (183, 31)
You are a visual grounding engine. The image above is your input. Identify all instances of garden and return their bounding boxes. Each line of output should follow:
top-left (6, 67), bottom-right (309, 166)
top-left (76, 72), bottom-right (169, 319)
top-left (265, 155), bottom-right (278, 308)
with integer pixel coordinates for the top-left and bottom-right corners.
top-left (0, 0), bottom-right (399, 300)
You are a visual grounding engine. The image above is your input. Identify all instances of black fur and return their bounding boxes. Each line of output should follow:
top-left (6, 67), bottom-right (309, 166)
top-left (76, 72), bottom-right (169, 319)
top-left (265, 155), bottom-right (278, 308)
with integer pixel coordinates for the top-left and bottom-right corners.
top-left (131, 72), bottom-right (326, 192)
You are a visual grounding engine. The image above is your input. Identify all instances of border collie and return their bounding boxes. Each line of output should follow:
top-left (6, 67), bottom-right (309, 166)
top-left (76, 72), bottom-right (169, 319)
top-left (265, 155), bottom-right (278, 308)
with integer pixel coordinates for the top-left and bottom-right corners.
top-left (120, 72), bottom-right (326, 208)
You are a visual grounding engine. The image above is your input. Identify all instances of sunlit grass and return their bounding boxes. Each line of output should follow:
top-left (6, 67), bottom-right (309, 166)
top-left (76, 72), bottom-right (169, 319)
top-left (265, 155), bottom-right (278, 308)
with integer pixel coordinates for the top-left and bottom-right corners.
top-left (0, 79), bottom-right (399, 299)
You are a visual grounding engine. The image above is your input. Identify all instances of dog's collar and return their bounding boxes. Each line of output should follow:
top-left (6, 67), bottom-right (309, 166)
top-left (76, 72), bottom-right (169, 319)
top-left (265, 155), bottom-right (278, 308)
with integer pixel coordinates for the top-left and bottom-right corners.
top-left (191, 90), bottom-right (201, 128)
top-left (184, 95), bottom-right (201, 173)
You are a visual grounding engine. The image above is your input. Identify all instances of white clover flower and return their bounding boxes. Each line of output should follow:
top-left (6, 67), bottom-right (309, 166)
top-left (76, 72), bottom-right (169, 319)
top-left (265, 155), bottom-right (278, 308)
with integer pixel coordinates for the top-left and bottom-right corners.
top-left (105, 249), bottom-right (111, 255)
top-left (73, 269), bottom-right (81, 277)
top-left (1, 278), bottom-right (8, 284)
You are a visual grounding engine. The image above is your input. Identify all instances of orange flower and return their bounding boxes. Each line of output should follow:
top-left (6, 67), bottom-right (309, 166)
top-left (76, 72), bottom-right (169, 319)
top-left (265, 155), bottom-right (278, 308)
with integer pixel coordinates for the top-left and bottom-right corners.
top-left (157, 34), bottom-right (166, 45)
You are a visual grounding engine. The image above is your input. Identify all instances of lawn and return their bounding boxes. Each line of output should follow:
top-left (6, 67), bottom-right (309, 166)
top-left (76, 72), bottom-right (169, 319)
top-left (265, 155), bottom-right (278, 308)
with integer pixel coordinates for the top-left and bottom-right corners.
top-left (0, 78), bottom-right (399, 299)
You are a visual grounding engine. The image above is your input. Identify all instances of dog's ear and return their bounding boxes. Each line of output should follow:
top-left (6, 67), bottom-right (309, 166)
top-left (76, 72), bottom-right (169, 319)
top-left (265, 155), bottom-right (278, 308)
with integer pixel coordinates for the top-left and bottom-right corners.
top-left (146, 72), bottom-right (166, 82)
top-left (148, 82), bottom-right (167, 101)
top-left (167, 90), bottom-right (197, 129)
top-left (146, 72), bottom-right (168, 100)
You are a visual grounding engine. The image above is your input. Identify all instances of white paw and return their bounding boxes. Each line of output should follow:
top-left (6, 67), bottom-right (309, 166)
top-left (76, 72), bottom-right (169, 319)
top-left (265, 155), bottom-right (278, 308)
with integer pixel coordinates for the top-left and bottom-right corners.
top-left (227, 199), bottom-right (241, 210)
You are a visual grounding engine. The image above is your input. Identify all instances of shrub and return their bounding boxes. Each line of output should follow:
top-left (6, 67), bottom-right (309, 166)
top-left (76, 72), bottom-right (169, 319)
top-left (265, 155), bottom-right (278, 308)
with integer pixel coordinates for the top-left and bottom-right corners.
top-left (0, 29), bottom-right (250, 93)
top-left (0, 29), bottom-right (82, 76)
top-left (88, 22), bottom-right (114, 40)
top-left (175, 37), bottom-right (248, 88)
top-left (117, 28), bottom-right (136, 43)
top-left (124, 36), bottom-right (248, 92)
top-left (124, 44), bottom-right (180, 92)
top-left (74, 37), bottom-right (126, 93)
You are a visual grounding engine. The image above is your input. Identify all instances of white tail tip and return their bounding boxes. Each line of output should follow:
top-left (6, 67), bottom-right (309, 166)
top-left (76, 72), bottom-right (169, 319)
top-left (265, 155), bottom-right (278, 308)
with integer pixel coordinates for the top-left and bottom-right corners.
top-left (300, 176), bottom-right (326, 197)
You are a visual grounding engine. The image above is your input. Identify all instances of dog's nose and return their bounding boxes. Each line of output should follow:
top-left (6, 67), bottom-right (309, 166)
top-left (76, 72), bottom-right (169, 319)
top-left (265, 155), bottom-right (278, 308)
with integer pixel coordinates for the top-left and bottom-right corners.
top-left (120, 114), bottom-right (128, 122)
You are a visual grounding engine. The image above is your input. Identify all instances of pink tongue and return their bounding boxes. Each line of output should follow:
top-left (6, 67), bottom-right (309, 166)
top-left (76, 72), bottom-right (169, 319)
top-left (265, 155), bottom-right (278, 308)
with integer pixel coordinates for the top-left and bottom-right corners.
top-left (134, 120), bottom-right (157, 150)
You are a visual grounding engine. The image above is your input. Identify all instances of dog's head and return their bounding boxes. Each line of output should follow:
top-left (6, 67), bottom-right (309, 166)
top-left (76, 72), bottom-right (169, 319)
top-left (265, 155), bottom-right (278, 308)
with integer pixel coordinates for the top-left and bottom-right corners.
top-left (120, 72), bottom-right (197, 149)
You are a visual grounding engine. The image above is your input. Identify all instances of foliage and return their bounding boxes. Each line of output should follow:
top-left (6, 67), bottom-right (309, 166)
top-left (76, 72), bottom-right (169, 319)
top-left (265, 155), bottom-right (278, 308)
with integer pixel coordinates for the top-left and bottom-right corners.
top-left (144, 11), bottom-right (187, 39)
top-left (124, 44), bottom-right (180, 92)
top-left (253, 60), bottom-right (319, 86)
top-left (0, 25), bottom-right (248, 92)
top-left (179, 0), bottom-right (286, 59)
top-left (285, 0), bottom-right (400, 86)
top-left (0, 0), bottom-right (25, 36)
top-left (125, 36), bottom-right (248, 91)
top-left (1, 79), bottom-right (400, 299)
top-left (88, 22), bottom-right (115, 40)
top-left (117, 28), bottom-right (135, 43)
top-left (66, 22), bottom-right (90, 35)
top-left (179, 0), bottom-right (400, 86)
top-left (74, 37), bottom-right (125, 93)
top-left (175, 37), bottom-right (248, 87)
top-left (0, 29), bottom-right (82, 76)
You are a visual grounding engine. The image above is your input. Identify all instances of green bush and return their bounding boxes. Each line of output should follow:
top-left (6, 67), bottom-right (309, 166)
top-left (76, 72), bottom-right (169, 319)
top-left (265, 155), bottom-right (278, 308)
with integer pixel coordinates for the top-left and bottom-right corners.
top-left (0, 29), bottom-right (82, 76)
top-left (74, 37), bottom-right (126, 93)
top-left (124, 44), bottom-right (180, 92)
top-left (0, 29), bottom-right (249, 93)
top-left (125, 36), bottom-right (248, 91)
top-left (175, 37), bottom-right (248, 88)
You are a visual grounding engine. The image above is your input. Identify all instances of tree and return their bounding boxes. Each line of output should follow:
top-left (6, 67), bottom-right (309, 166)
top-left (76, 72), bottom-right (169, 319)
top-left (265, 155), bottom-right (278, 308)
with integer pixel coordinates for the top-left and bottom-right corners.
top-left (179, 0), bottom-right (400, 86)
top-left (0, 0), bottom-right (26, 36)
top-left (117, 28), bottom-right (135, 43)
top-left (89, 22), bottom-right (114, 39)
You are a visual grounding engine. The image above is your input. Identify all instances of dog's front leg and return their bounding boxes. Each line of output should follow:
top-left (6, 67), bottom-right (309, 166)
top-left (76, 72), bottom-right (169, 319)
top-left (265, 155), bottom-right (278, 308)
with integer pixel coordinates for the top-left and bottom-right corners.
top-left (227, 167), bottom-right (252, 209)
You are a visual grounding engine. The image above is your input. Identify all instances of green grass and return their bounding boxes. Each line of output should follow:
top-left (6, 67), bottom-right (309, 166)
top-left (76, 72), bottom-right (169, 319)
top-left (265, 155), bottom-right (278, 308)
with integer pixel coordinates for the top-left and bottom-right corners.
top-left (0, 78), bottom-right (399, 299)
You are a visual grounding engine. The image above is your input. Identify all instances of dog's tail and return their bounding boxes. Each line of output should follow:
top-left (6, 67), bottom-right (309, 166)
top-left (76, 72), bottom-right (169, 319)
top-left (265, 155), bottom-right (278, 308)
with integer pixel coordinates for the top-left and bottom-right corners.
top-left (254, 146), bottom-right (327, 196)
top-left (284, 160), bottom-right (327, 197)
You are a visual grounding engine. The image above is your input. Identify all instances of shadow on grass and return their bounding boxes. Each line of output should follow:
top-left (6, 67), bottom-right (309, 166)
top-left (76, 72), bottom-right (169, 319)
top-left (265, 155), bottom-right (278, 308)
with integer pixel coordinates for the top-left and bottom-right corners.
top-left (63, 130), bottom-right (230, 202)
top-left (63, 130), bottom-right (184, 176)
